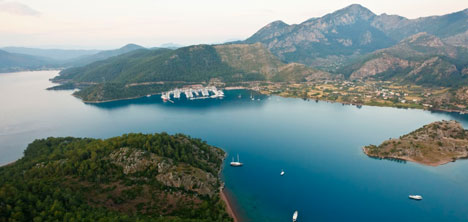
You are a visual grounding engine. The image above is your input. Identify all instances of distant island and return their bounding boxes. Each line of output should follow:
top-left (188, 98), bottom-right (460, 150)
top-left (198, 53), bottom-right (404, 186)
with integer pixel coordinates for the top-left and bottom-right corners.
top-left (363, 120), bottom-right (468, 166)
top-left (0, 133), bottom-right (234, 221)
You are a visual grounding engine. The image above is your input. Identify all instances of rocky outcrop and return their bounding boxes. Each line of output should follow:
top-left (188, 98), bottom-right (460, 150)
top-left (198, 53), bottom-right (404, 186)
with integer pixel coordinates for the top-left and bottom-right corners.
top-left (156, 165), bottom-right (219, 196)
top-left (363, 120), bottom-right (468, 166)
top-left (109, 148), bottom-right (172, 174)
top-left (350, 54), bottom-right (410, 79)
top-left (444, 30), bottom-right (468, 48)
top-left (407, 57), bottom-right (458, 80)
top-left (110, 147), bottom-right (221, 196)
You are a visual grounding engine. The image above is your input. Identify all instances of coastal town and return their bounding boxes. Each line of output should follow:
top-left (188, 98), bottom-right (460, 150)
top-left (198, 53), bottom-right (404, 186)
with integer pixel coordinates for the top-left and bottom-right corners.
top-left (252, 80), bottom-right (468, 114)
top-left (156, 80), bottom-right (468, 115)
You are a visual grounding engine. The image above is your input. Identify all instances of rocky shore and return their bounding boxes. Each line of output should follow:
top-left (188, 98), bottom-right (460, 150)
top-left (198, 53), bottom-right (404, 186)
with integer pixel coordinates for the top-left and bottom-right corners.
top-left (363, 120), bottom-right (468, 166)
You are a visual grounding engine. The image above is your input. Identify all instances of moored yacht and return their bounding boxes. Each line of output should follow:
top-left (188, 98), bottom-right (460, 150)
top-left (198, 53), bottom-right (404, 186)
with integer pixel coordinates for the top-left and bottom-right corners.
top-left (409, 195), bottom-right (423, 200)
top-left (230, 154), bottom-right (243, 167)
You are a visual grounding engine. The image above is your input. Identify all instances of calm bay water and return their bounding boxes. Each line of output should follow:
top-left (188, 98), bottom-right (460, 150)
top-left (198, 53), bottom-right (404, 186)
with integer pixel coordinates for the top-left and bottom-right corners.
top-left (2, 70), bottom-right (468, 221)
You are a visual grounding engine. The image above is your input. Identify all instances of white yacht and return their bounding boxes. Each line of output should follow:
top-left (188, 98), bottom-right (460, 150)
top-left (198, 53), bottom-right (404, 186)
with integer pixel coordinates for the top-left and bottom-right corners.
top-left (409, 195), bottom-right (423, 200)
top-left (230, 154), bottom-right (243, 167)
top-left (146, 94), bottom-right (151, 98)
top-left (292, 210), bottom-right (298, 222)
top-left (280, 169), bottom-right (285, 176)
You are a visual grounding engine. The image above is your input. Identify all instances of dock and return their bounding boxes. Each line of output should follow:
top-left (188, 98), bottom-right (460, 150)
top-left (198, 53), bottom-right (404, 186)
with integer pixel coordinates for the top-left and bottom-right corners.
top-left (161, 86), bottom-right (224, 102)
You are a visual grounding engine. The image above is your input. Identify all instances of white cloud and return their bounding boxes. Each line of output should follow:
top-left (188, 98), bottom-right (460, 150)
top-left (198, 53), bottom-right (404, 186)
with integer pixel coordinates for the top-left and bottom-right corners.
top-left (0, 1), bottom-right (40, 16)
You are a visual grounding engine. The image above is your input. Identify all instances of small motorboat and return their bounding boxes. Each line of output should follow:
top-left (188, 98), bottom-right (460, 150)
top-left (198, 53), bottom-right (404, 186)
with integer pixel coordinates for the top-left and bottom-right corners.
top-left (280, 169), bottom-right (285, 176)
top-left (409, 195), bottom-right (423, 200)
top-left (292, 210), bottom-right (298, 222)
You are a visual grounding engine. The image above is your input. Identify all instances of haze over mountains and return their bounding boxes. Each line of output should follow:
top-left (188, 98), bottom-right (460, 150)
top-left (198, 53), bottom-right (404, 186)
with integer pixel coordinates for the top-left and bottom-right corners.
top-left (0, 50), bottom-right (53, 73)
top-left (1, 47), bottom-right (99, 61)
top-left (0, 44), bottom-right (146, 72)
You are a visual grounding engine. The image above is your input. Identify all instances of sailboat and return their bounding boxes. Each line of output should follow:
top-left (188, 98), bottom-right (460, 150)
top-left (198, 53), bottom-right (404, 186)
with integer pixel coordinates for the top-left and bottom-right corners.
top-left (230, 154), bottom-right (243, 167)
top-left (280, 169), bottom-right (285, 176)
top-left (292, 210), bottom-right (298, 222)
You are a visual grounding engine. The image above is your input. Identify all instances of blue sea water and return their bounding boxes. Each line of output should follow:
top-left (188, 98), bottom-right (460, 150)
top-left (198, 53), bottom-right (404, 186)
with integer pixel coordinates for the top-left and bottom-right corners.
top-left (1, 70), bottom-right (468, 221)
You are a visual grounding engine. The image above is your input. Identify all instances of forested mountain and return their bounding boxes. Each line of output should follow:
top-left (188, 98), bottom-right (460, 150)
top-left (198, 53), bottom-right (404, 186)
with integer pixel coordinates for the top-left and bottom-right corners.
top-left (53, 43), bottom-right (331, 101)
top-left (56, 43), bottom-right (328, 84)
top-left (0, 49), bottom-right (54, 73)
top-left (242, 4), bottom-right (468, 71)
top-left (0, 133), bottom-right (232, 221)
top-left (339, 33), bottom-right (468, 87)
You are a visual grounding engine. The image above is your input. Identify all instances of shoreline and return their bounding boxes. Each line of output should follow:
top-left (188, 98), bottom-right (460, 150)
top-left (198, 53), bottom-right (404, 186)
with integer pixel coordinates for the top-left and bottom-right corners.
top-left (220, 188), bottom-right (239, 222)
top-left (74, 86), bottom-right (467, 115)
top-left (362, 147), bottom-right (454, 167)
top-left (269, 92), bottom-right (468, 115)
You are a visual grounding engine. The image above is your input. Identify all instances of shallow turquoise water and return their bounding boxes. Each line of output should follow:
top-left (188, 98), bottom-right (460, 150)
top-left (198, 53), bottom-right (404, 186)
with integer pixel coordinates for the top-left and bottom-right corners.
top-left (1, 71), bottom-right (468, 221)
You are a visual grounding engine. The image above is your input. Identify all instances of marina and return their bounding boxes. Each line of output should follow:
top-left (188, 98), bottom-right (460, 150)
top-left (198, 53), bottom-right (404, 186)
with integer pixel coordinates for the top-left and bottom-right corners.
top-left (161, 86), bottom-right (224, 102)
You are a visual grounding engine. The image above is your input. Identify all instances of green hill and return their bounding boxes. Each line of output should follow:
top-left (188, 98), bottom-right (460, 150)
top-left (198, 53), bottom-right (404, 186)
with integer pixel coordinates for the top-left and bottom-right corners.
top-left (0, 133), bottom-right (232, 221)
top-left (54, 43), bottom-right (330, 102)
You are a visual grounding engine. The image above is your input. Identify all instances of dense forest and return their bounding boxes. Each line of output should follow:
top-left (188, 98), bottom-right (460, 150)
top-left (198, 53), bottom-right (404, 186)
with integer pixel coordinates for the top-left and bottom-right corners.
top-left (52, 43), bottom-right (329, 102)
top-left (0, 133), bottom-right (232, 222)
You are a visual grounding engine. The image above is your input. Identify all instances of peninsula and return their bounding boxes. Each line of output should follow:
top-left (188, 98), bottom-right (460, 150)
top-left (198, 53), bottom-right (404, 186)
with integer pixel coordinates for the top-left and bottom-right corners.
top-left (363, 120), bottom-right (468, 166)
top-left (0, 133), bottom-right (234, 221)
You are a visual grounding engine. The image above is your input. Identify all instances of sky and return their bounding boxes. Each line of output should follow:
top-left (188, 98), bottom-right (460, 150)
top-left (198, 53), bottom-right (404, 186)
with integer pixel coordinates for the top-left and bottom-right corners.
top-left (1, 0), bottom-right (467, 49)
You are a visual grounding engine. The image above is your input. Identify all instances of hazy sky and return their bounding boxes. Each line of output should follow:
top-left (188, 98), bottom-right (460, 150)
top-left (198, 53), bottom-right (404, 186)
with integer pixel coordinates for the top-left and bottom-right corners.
top-left (1, 0), bottom-right (467, 49)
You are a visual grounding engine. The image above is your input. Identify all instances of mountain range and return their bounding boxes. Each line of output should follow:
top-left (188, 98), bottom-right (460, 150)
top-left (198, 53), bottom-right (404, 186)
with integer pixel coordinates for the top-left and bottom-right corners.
top-left (242, 4), bottom-right (468, 71)
top-left (1, 47), bottom-right (99, 61)
top-left (0, 49), bottom-right (53, 73)
top-left (0, 44), bottom-right (146, 73)
top-left (6, 4), bottom-right (468, 99)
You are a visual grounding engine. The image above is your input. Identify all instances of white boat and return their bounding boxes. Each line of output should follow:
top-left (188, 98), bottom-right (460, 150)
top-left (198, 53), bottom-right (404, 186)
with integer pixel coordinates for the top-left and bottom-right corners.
top-left (230, 154), bottom-right (243, 167)
top-left (146, 94), bottom-right (151, 97)
top-left (280, 169), bottom-right (285, 176)
top-left (409, 195), bottom-right (423, 200)
top-left (292, 210), bottom-right (298, 222)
